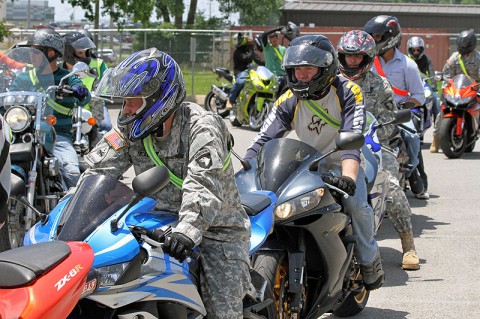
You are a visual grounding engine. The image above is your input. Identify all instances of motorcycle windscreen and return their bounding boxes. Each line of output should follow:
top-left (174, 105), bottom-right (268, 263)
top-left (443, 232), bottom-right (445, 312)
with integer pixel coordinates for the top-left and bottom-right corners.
top-left (57, 174), bottom-right (134, 241)
top-left (256, 138), bottom-right (318, 192)
top-left (451, 74), bottom-right (475, 89)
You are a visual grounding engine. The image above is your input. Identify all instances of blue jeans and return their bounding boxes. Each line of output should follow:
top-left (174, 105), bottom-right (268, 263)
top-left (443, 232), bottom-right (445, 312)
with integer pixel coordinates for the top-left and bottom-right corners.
top-left (401, 128), bottom-right (421, 178)
top-left (99, 105), bottom-right (112, 133)
top-left (54, 134), bottom-right (80, 189)
top-left (343, 168), bottom-right (379, 265)
top-left (228, 71), bottom-right (248, 104)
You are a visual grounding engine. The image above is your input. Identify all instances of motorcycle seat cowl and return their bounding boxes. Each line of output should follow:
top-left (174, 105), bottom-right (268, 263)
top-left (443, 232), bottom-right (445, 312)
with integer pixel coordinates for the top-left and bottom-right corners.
top-left (240, 193), bottom-right (272, 216)
top-left (0, 241), bottom-right (70, 288)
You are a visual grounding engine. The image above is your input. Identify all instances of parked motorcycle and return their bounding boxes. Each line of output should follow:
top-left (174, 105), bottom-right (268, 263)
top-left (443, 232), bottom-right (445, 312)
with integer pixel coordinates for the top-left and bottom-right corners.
top-left (24, 165), bottom-right (277, 318)
top-left (235, 131), bottom-right (378, 318)
top-left (204, 67), bottom-right (233, 118)
top-left (0, 241), bottom-right (96, 318)
top-left (229, 65), bottom-right (278, 130)
top-left (439, 73), bottom-right (480, 158)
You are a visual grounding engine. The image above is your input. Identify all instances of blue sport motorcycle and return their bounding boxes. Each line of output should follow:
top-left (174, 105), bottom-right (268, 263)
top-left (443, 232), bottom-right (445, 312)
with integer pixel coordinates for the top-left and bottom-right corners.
top-left (24, 166), bottom-right (277, 318)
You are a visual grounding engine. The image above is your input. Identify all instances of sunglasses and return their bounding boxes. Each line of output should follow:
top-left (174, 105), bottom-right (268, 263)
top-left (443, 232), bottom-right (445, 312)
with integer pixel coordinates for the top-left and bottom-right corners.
top-left (411, 48), bottom-right (421, 53)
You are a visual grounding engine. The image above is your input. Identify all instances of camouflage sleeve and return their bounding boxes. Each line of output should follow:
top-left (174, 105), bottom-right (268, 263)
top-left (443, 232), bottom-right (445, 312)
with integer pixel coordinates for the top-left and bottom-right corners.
top-left (174, 115), bottom-right (230, 245)
top-left (375, 77), bottom-right (397, 143)
top-left (443, 53), bottom-right (458, 82)
top-left (83, 128), bottom-right (132, 180)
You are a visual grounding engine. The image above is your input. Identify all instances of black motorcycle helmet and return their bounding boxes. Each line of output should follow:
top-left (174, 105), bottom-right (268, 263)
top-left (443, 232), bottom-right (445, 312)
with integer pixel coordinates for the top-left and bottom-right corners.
top-left (364, 15), bottom-right (402, 56)
top-left (283, 21), bottom-right (301, 41)
top-left (63, 31), bottom-right (96, 65)
top-left (231, 32), bottom-right (248, 48)
top-left (457, 30), bottom-right (477, 56)
top-left (26, 28), bottom-right (65, 62)
top-left (77, 28), bottom-right (94, 42)
top-left (282, 35), bottom-right (338, 100)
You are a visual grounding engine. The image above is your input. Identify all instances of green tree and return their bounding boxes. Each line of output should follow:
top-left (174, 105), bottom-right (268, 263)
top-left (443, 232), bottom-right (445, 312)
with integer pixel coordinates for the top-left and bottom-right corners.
top-left (217, 0), bottom-right (285, 25)
top-left (0, 22), bottom-right (10, 43)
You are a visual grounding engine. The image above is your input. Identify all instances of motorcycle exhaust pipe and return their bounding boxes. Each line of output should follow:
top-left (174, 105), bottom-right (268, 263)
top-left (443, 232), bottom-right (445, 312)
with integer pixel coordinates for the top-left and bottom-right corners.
top-left (211, 85), bottom-right (228, 101)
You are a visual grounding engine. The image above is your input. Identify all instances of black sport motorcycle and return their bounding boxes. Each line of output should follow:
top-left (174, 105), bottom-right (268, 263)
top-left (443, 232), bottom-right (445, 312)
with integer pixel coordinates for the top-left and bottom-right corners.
top-left (235, 132), bottom-right (372, 318)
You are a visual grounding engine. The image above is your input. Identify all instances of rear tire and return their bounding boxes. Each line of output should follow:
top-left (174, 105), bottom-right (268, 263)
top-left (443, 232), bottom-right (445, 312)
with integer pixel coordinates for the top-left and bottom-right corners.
top-left (439, 117), bottom-right (466, 158)
top-left (204, 91), bottom-right (229, 118)
top-left (333, 287), bottom-right (369, 317)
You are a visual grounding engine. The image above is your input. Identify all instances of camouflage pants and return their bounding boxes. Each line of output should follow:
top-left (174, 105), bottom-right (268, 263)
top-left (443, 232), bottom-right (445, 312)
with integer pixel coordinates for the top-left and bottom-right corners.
top-left (200, 238), bottom-right (250, 319)
top-left (382, 150), bottom-right (413, 233)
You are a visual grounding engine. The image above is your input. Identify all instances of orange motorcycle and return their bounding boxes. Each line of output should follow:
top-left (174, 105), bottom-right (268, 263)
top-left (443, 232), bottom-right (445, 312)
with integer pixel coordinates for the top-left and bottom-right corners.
top-left (439, 74), bottom-right (480, 158)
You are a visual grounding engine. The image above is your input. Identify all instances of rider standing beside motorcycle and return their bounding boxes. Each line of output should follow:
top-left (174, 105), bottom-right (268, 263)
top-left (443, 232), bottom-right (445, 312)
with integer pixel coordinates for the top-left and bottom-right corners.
top-left (83, 48), bottom-right (251, 319)
top-left (226, 32), bottom-right (263, 111)
top-left (11, 29), bottom-right (90, 188)
top-left (244, 35), bottom-right (385, 291)
top-left (337, 30), bottom-right (420, 271)
top-left (430, 30), bottom-right (480, 153)
top-left (364, 16), bottom-right (430, 199)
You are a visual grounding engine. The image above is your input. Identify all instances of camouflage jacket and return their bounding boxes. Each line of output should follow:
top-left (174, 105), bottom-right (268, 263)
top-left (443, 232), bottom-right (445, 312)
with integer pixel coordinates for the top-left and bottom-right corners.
top-left (84, 102), bottom-right (250, 253)
top-left (354, 71), bottom-right (397, 145)
top-left (443, 51), bottom-right (480, 82)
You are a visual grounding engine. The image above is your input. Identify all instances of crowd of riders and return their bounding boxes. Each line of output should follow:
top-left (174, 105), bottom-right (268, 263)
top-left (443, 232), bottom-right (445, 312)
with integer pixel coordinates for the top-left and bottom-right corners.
top-left (0, 14), bottom-right (479, 318)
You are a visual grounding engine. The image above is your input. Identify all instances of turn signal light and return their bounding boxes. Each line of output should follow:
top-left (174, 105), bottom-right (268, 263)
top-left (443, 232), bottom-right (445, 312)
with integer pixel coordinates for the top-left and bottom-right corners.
top-left (45, 114), bottom-right (57, 126)
top-left (87, 117), bottom-right (97, 126)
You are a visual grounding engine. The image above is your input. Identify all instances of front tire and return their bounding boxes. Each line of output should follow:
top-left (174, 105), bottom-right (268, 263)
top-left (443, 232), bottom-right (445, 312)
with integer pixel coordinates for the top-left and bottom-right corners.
top-left (253, 251), bottom-right (306, 319)
top-left (439, 117), bottom-right (466, 158)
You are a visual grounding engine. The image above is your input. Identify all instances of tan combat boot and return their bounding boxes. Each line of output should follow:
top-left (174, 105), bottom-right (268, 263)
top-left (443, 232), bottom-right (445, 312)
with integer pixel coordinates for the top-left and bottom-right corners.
top-left (430, 135), bottom-right (439, 153)
top-left (225, 100), bottom-right (234, 111)
top-left (399, 230), bottom-right (420, 270)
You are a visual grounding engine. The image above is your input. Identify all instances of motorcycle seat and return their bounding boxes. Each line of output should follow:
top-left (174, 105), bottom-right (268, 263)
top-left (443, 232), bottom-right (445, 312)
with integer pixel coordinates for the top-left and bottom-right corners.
top-left (240, 193), bottom-right (272, 216)
top-left (0, 241), bottom-right (71, 288)
top-left (10, 141), bottom-right (34, 162)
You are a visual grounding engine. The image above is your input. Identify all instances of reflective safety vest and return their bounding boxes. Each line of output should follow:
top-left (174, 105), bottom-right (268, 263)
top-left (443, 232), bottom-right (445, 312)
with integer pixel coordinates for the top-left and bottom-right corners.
top-left (143, 134), bottom-right (232, 190)
top-left (374, 56), bottom-right (410, 97)
top-left (28, 67), bottom-right (72, 116)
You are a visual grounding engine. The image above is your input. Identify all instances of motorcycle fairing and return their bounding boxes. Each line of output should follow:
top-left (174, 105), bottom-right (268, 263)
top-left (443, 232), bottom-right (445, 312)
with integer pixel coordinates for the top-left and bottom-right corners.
top-left (247, 190), bottom-right (276, 253)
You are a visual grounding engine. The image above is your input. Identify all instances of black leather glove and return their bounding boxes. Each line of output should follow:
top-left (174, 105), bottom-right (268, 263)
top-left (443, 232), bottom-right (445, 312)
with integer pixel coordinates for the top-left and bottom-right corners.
top-left (162, 232), bottom-right (195, 262)
top-left (72, 85), bottom-right (89, 101)
top-left (322, 175), bottom-right (357, 196)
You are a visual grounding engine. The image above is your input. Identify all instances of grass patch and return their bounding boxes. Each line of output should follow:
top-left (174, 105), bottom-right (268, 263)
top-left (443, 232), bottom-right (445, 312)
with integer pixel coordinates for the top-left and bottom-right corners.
top-left (183, 69), bottom-right (222, 96)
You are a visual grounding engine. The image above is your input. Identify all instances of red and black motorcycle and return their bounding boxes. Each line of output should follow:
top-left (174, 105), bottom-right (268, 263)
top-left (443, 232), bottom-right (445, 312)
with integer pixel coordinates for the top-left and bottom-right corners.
top-left (0, 241), bottom-right (97, 318)
top-left (439, 74), bottom-right (480, 158)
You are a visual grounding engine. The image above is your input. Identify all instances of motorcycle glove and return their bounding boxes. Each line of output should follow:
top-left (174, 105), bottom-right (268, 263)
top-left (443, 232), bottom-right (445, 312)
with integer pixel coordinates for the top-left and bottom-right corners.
top-left (322, 175), bottom-right (356, 196)
top-left (72, 85), bottom-right (89, 101)
top-left (162, 232), bottom-right (195, 263)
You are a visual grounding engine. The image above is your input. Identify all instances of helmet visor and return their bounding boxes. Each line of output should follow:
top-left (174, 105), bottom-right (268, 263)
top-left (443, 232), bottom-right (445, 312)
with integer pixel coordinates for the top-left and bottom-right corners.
top-left (69, 37), bottom-right (96, 51)
top-left (282, 45), bottom-right (334, 69)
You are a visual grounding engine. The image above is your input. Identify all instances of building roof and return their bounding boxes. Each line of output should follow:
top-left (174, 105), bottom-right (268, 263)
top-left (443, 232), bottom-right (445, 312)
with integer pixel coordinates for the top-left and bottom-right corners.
top-left (283, 0), bottom-right (480, 16)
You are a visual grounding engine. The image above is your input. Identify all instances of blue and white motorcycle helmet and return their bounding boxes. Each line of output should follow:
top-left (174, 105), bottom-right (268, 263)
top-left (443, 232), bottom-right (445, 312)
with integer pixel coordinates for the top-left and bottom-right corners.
top-left (95, 48), bottom-right (186, 141)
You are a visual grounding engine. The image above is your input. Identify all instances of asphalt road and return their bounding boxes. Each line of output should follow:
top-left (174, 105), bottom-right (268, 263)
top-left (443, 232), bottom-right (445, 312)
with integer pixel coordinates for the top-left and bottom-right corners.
top-left (108, 106), bottom-right (480, 319)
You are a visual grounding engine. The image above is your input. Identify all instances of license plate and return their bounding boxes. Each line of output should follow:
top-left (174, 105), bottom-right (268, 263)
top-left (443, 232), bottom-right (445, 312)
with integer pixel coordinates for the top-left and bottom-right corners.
top-left (81, 278), bottom-right (97, 298)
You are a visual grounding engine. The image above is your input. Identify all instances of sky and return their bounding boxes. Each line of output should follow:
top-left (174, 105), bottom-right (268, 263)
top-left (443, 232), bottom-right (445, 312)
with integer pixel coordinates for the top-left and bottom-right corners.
top-left (49, 0), bottom-right (238, 25)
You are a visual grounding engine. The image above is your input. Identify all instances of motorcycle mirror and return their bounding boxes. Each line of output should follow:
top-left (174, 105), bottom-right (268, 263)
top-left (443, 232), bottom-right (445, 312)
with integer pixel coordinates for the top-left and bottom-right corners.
top-left (434, 71), bottom-right (443, 82)
top-left (71, 62), bottom-right (94, 79)
top-left (132, 165), bottom-right (170, 197)
top-left (10, 173), bottom-right (26, 198)
top-left (308, 132), bottom-right (364, 171)
top-left (392, 109), bottom-right (412, 125)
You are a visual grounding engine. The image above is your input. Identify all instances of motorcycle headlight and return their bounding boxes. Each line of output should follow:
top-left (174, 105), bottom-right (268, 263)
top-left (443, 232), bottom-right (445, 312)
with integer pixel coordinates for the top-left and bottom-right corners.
top-left (274, 188), bottom-right (324, 220)
top-left (3, 95), bottom-right (16, 106)
top-left (446, 94), bottom-right (471, 106)
top-left (26, 95), bottom-right (38, 105)
top-left (96, 262), bottom-right (130, 287)
top-left (5, 106), bottom-right (31, 132)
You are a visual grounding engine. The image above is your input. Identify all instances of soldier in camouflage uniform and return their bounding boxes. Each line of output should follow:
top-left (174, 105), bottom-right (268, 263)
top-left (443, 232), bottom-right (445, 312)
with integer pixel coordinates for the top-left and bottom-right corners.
top-left (431, 29), bottom-right (480, 152)
top-left (337, 30), bottom-right (420, 270)
top-left (83, 48), bottom-right (250, 319)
